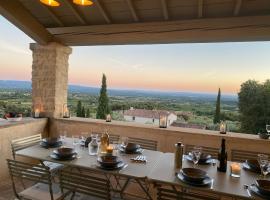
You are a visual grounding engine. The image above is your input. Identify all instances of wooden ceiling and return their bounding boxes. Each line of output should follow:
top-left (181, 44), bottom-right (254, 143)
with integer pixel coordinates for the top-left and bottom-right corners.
top-left (1, 0), bottom-right (270, 46)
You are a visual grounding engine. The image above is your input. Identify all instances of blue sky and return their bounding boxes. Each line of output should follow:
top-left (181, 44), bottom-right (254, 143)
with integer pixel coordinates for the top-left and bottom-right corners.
top-left (1, 15), bottom-right (270, 94)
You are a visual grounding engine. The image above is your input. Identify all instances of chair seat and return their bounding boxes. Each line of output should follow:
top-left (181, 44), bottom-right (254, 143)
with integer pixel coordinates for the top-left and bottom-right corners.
top-left (43, 161), bottom-right (64, 172)
top-left (19, 183), bottom-right (62, 200)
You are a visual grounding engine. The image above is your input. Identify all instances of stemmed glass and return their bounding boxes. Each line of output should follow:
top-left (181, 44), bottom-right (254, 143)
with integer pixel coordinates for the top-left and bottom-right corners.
top-left (192, 146), bottom-right (202, 167)
top-left (120, 136), bottom-right (129, 148)
top-left (266, 125), bottom-right (270, 135)
top-left (72, 134), bottom-right (81, 158)
top-left (258, 154), bottom-right (269, 178)
top-left (60, 131), bottom-right (67, 145)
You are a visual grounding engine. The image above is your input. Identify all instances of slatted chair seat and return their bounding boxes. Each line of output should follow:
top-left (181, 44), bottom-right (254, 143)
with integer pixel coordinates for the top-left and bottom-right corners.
top-left (11, 134), bottom-right (63, 172)
top-left (185, 145), bottom-right (219, 159)
top-left (128, 137), bottom-right (158, 151)
top-left (7, 159), bottom-right (66, 200)
top-left (231, 150), bottom-right (270, 162)
top-left (59, 167), bottom-right (111, 200)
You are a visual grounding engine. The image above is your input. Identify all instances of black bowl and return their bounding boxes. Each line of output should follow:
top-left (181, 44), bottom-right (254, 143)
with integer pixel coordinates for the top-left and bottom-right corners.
top-left (125, 143), bottom-right (140, 152)
top-left (53, 147), bottom-right (76, 158)
top-left (97, 155), bottom-right (122, 167)
top-left (181, 168), bottom-right (208, 183)
top-left (255, 180), bottom-right (270, 195)
top-left (246, 159), bottom-right (260, 171)
top-left (42, 137), bottom-right (59, 146)
top-left (199, 153), bottom-right (211, 162)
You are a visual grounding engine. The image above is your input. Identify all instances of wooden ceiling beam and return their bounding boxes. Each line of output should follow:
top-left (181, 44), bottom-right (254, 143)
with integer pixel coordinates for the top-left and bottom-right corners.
top-left (160, 0), bottom-right (169, 20)
top-left (40, 4), bottom-right (65, 27)
top-left (0, 0), bottom-right (53, 44)
top-left (198, 0), bottom-right (203, 18)
top-left (125, 0), bottom-right (139, 22)
top-left (47, 15), bottom-right (270, 46)
top-left (62, 0), bottom-right (87, 25)
top-left (95, 0), bottom-right (111, 24)
top-left (234, 0), bottom-right (242, 16)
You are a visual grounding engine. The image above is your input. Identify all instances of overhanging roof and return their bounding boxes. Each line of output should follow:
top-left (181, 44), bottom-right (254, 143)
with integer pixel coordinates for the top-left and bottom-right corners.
top-left (1, 0), bottom-right (270, 46)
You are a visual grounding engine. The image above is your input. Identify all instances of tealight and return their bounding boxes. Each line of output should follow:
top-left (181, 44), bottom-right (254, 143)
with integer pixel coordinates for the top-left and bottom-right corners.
top-left (230, 163), bottom-right (241, 178)
top-left (106, 145), bottom-right (113, 154)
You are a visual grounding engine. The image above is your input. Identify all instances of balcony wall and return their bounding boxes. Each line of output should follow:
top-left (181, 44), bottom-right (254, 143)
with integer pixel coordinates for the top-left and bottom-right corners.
top-left (0, 118), bottom-right (48, 180)
top-left (53, 117), bottom-right (270, 158)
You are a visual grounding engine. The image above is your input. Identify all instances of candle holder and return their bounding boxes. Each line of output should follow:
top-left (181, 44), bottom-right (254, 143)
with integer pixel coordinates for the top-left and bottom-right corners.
top-left (106, 114), bottom-right (112, 122)
top-left (220, 121), bottom-right (227, 134)
top-left (62, 103), bottom-right (70, 118)
top-left (230, 163), bottom-right (241, 178)
top-left (33, 103), bottom-right (41, 118)
top-left (159, 113), bottom-right (168, 128)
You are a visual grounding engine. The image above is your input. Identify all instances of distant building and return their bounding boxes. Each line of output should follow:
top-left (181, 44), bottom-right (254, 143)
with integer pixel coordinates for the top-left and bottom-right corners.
top-left (123, 108), bottom-right (177, 126)
top-left (171, 122), bottom-right (206, 130)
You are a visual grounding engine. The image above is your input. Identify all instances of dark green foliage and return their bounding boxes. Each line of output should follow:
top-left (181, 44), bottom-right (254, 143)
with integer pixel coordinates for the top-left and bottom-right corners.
top-left (81, 106), bottom-right (85, 118)
top-left (86, 108), bottom-right (90, 118)
top-left (213, 88), bottom-right (221, 124)
top-left (76, 101), bottom-right (82, 117)
top-left (238, 80), bottom-right (270, 134)
top-left (96, 74), bottom-right (110, 119)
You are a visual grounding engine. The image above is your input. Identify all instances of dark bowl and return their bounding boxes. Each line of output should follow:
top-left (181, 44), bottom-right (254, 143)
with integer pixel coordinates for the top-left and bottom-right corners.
top-left (42, 137), bottom-right (59, 146)
top-left (53, 147), bottom-right (76, 158)
top-left (199, 153), bottom-right (211, 162)
top-left (258, 133), bottom-right (270, 139)
top-left (181, 168), bottom-right (208, 183)
top-left (246, 159), bottom-right (260, 171)
top-left (97, 155), bottom-right (122, 167)
top-left (255, 180), bottom-right (270, 195)
top-left (125, 143), bottom-right (140, 152)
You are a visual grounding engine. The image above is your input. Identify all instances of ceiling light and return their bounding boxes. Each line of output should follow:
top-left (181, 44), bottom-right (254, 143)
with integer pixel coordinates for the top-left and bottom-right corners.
top-left (40, 0), bottom-right (60, 7)
top-left (73, 0), bottom-right (94, 6)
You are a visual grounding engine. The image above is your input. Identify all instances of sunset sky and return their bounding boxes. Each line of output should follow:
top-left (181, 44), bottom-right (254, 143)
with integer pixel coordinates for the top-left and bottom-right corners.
top-left (1, 15), bottom-right (270, 94)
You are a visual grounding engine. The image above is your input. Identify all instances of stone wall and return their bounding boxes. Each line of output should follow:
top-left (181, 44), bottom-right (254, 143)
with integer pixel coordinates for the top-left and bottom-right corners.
top-left (53, 117), bottom-right (270, 160)
top-left (0, 118), bottom-right (48, 180)
top-left (31, 42), bottom-right (72, 118)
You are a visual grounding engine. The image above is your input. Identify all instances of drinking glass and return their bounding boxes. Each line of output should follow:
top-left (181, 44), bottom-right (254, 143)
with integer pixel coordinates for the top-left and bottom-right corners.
top-left (60, 131), bottom-right (67, 144)
top-left (258, 154), bottom-right (269, 178)
top-left (120, 136), bottom-right (129, 147)
top-left (89, 134), bottom-right (99, 156)
top-left (72, 134), bottom-right (81, 157)
top-left (192, 146), bottom-right (202, 166)
top-left (266, 125), bottom-right (270, 134)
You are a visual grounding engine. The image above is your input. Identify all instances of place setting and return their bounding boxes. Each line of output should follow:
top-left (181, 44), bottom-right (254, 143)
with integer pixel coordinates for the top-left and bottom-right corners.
top-left (96, 155), bottom-right (127, 170)
top-left (185, 147), bottom-right (213, 165)
top-left (119, 142), bottom-right (144, 154)
top-left (50, 147), bottom-right (78, 161)
top-left (40, 137), bottom-right (63, 148)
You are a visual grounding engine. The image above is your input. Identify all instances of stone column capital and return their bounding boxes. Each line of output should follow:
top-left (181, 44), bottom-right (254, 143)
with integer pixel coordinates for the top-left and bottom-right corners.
top-left (30, 42), bottom-right (72, 55)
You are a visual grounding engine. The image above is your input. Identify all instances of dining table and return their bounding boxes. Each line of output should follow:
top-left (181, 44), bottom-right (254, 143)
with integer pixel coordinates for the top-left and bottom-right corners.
top-left (16, 138), bottom-right (270, 200)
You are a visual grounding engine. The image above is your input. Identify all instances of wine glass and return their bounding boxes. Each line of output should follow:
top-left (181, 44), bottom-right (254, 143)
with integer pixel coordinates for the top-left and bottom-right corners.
top-left (192, 146), bottom-right (202, 167)
top-left (120, 136), bottom-right (129, 148)
top-left (258, 154), bottom-right (269, 178)
top-left (266, 125), bottom-right (270, 135)
top-left (60, 130), bottom-right (67, 144)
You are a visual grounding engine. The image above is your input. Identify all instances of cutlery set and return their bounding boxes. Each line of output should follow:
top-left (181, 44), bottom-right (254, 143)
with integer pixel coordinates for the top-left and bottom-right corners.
top-left (131, 155), bottom-right (147, 163)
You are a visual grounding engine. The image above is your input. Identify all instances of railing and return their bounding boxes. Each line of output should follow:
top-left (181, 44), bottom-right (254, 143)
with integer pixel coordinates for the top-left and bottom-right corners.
top-left (53, 117), bottom-right (270, 160)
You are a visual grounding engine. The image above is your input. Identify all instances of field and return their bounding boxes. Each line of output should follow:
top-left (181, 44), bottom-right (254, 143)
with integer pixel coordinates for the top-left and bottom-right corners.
top-left (0, 87), bottom-right (241, 132)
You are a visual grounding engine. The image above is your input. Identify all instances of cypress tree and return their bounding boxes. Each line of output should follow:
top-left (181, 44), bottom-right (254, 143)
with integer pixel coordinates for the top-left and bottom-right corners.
top-left (86, 108), bottom-right (90, 118)
top-left (81, 106), bottom-right (85, 118)
top-left (76, 101), bottom-right (82, 117)
top-left (96, 74), bottom-right (110, 119)
top-left (213, 88), bottom-right (221, 124)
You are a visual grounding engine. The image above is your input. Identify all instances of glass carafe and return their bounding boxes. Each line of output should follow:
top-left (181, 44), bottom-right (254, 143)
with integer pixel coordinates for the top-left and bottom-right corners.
top-left (88, 134), bottom-right (99, 156)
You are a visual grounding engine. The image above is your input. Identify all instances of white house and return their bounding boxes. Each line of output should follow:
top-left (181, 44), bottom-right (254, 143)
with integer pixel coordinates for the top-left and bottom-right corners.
top-left (123, 108), bottom-right (177, 126)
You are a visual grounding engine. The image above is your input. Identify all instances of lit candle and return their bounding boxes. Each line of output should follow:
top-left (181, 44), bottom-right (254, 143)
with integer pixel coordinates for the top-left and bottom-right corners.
top-left (159, 116), bottom-right (167, 128)
top-left (230, 163), bottom-right (241, 177)
top-left (106, 114), bottom-right (111, 122)
top-left (106, 145), bottom-right (113, 154)
top-left (220, 121), bottom-right (227, 134)
top-left (34, 109), bottom-right (40, 118)
top-left (63, 107), bottom-right (70, 118)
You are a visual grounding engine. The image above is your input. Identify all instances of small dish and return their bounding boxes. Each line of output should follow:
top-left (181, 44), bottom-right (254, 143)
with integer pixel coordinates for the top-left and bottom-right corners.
top-left (125, 143), bottom-right (141, 152)
top-left (177, 172), bottom-right (212, 187)
top-left (97, 155), bottom-right (122, 167)
top-left (53, 147), bottom-right (76, 158)
top-left (181, 168), bottom-right (208, 183)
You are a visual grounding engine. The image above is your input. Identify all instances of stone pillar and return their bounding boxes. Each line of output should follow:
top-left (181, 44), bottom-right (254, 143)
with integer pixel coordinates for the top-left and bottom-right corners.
top-left (30, 42), bottom-right (72, 119)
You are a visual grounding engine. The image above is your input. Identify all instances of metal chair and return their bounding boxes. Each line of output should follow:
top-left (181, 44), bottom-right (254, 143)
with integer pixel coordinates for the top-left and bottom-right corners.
top-left (156, 184), bottom-right (219, 200)
top-left (231, 149), bottom-right (270, 162)
top-left (59, 167), bottom-right (111, 200)
top-left (128, 137), bottom-right (158, 151)
top-left (185, 144), bottom-right (219, 159)
top-left (7, 159), bottom-right (64, 200)
top-left (11, 134), bottom-right (63, 172)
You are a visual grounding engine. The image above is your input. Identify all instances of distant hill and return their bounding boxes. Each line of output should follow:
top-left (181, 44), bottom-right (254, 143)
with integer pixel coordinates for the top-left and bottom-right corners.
top-left (0, 80), bottom-right (237, 102)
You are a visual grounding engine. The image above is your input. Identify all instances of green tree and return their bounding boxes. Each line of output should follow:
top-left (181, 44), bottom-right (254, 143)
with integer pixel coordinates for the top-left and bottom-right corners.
top-left (86, 108), bottom-right (90, 118)
top-left (76, 101), bottom-right (82, 117)
top-left (81, 106), bottom-right (85, 118)
top-left (238, 80), bottom-right (265, 134)
top-left (213, 88), bottom-right (221, 124)
top-left (96, 74), bottom-right (110, 119)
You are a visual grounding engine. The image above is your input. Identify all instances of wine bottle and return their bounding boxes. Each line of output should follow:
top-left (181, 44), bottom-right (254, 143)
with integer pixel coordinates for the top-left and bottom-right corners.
top-left (217, 138), bottom-right (227, 172)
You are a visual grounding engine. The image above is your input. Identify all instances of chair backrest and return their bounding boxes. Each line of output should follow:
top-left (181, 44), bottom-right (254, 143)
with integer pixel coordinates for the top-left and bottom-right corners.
top-left (92, 132), bottom-right (120, 144)
top-left (184, 144), bottom-right (219, 159)
top-left (128, 137), bottom-right (158, 151)
top-left (60, 168), bottom-right (111, 200)
top-left (231, 150), bottom-right (270, 162)
top-left (7, 159), bottom-right (53, 199)
top-left (11, 134), bottom-right (42, 159)
top-left (157, 185), bottom-right (218, 200)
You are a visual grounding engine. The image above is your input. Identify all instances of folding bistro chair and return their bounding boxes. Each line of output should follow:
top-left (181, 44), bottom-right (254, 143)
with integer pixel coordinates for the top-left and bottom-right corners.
top-left (7, 159), bottom-right (64, 200)
top-left (231, 149), bottom-right (270, 162)
top-left (11, 134), bottom-right (63, 172)
top-left (59, 167), bottom-right (111, 200)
